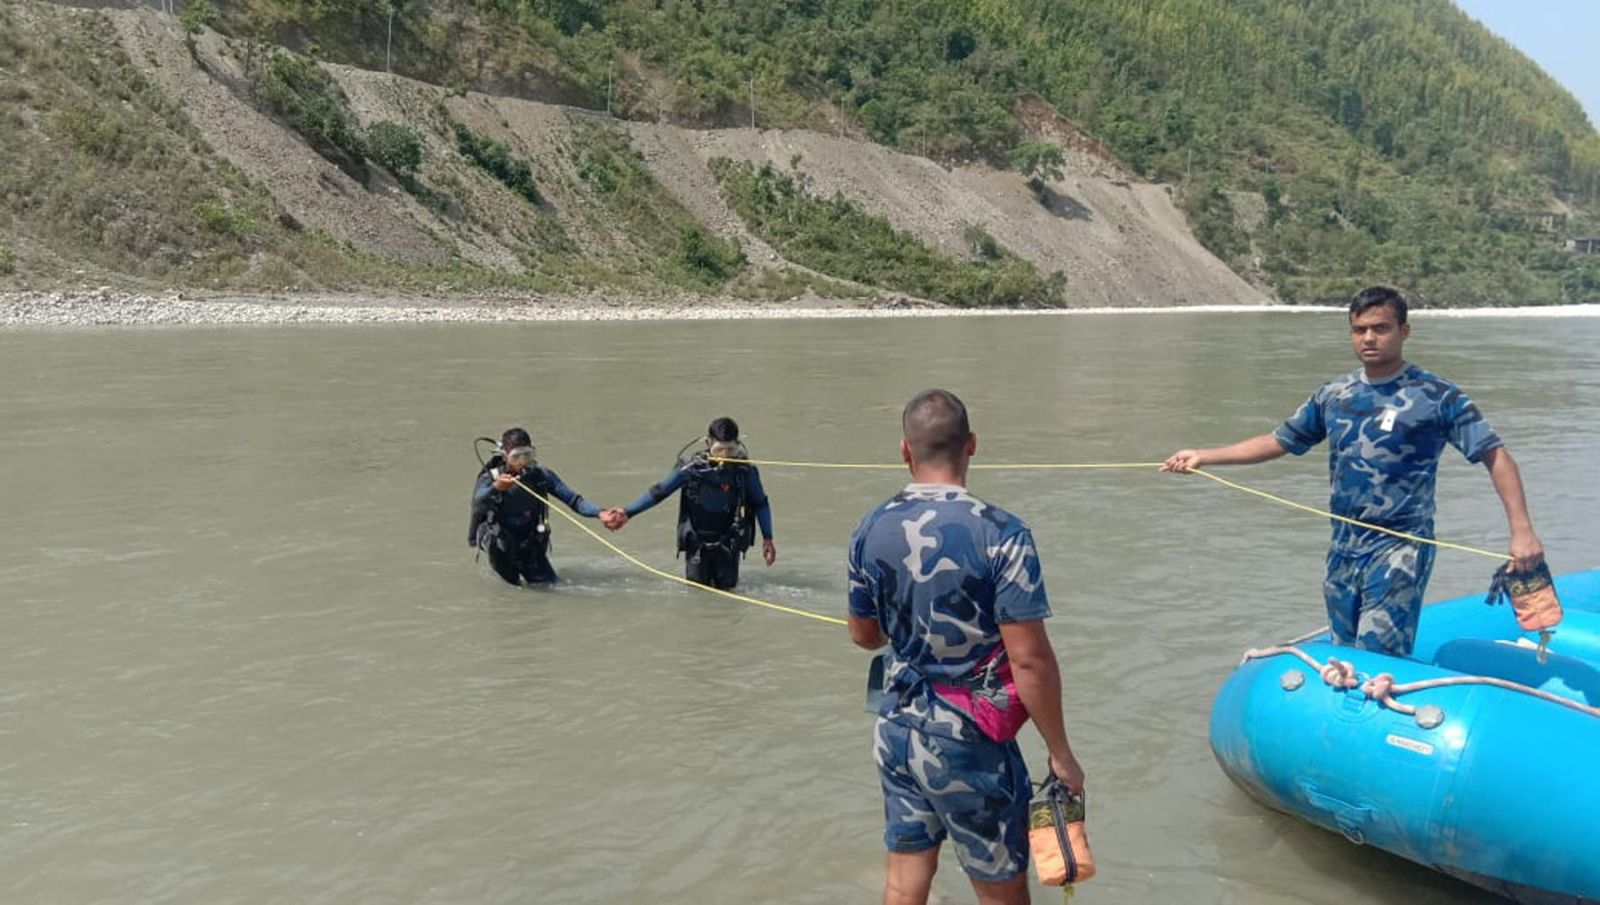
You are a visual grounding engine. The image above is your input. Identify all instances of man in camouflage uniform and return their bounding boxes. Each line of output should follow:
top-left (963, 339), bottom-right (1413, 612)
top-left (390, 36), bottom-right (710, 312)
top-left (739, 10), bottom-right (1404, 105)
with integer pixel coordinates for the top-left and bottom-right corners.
top-left (1163, 285), bottom-right (1544, 656)
top-left (848, 389), bottom-right (1086, 905)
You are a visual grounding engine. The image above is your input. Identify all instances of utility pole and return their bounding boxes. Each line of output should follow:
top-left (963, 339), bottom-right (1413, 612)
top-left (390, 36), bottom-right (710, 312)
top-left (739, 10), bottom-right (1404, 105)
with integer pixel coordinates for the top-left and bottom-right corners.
top-left (749, 75), bottom-right (756, 130)
top-left (606, 61), bottom-right (614, 116)
top-left (385, 3), bottom-right (394, 72)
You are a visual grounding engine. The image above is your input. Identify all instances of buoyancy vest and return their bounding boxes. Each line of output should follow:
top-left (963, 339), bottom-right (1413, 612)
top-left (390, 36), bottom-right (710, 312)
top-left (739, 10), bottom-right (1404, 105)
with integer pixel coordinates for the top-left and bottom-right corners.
top-left (473, 460), bottom-right (553, 554)
top-left (674, 450), bottom-right (757, 556)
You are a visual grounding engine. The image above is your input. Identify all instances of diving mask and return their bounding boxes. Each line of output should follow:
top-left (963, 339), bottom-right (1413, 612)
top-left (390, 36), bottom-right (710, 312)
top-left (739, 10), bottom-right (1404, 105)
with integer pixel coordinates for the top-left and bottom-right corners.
top-left (708, 441), bottom-right (744, 461)
top-left (504, 445), bottom-right (537, 469)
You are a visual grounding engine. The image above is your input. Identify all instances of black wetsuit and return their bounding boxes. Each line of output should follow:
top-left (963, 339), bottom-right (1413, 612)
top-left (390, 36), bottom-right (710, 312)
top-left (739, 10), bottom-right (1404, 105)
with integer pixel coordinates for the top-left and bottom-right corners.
top-left (620, 455), bottom-right (773, 590)
top-left (471, 461), bottom-right (600, 586)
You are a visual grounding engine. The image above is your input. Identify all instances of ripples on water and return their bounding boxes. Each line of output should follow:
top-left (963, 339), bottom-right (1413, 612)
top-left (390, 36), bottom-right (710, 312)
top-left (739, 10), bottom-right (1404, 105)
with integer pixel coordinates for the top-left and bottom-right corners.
top-left (1, 312), bottom-right (1594, 903)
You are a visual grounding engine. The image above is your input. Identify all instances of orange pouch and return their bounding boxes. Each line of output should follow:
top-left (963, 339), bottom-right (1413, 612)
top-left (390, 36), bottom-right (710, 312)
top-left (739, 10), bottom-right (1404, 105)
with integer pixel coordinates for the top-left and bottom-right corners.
top-left (1486, 561), bottom-right (1563, 633)
top-left (1028, 778), bottom-right (1096, 886)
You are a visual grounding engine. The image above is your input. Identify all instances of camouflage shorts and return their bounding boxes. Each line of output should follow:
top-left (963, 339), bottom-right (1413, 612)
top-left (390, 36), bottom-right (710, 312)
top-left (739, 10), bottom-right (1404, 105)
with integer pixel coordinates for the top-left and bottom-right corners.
top-left (1324, 537), bottom-right (1438, 656)
top-left (873, 717), bottom-right (1030, 882)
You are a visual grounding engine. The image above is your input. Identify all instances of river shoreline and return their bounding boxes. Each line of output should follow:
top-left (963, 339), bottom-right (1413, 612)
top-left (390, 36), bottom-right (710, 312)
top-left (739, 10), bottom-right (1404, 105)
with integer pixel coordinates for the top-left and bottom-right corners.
top-left (2, 288), bottom-right (1596, 327)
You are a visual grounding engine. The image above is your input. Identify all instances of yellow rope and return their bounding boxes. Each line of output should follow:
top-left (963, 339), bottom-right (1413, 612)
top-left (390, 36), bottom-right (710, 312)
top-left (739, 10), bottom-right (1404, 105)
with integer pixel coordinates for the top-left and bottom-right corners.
top-left (499, 454), bottom-right (1509, 627)
top-left (1187, 468), bottom-right (1511, 561)
top-left (510, 477), bottom-right (848, 627)
top-left (718, 456), bottom-right (1511, 562)
top-left (715, 457), bottom-right (1165, 471)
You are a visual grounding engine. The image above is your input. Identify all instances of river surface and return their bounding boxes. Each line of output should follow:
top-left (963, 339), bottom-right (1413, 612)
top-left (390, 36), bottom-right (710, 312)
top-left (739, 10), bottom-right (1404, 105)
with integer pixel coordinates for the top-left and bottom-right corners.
top-left (2, 311), bottom-right (1596, 904)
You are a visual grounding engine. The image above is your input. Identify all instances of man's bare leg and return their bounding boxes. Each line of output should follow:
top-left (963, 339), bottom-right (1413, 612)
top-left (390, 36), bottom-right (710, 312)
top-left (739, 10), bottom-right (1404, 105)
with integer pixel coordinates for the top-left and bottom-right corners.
top-left (970, 873), bottom-right (1030, 905)
top-left (885, 848), bottom-right (940, 905)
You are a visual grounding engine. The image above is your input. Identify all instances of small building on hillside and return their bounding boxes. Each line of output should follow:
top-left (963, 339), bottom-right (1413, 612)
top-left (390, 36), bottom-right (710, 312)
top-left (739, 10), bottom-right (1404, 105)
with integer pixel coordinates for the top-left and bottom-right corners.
top-left (1566, 237), bottom-right (1600, 254)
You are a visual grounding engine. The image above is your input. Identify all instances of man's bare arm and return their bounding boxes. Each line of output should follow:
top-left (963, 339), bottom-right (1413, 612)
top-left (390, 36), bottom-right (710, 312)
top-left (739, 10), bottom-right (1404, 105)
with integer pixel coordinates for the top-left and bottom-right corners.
top-left (848, 614), bottom-right (885, 651)
top-left (1000, 619), bottom-right (1085, 792)
top-left (1482, 446), bottom-right (1545, 572)
top-left (1162, 433), bottom-right (1288, 472)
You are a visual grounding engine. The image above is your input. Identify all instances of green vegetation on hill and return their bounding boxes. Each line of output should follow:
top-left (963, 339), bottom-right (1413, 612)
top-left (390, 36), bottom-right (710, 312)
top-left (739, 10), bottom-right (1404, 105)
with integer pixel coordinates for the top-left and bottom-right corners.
top-left (712, 159), bottom-right (1064, 306)
top-left (566, 117), bottom-right (745, 287)
top-left (252, 48), bottom-right (370, 176)
top-left (365, 121), bottom-right (423, 179)
top-left (0, 1), bottom-right (756, 295)
top-left (0, 5), bottom-right (303, 286)
top-left (453, 121), bottom-right (543, 204)
top-left (223, 0), bottom-right (1600, 303)
top-left (0, 5), bottom-right (541, 291)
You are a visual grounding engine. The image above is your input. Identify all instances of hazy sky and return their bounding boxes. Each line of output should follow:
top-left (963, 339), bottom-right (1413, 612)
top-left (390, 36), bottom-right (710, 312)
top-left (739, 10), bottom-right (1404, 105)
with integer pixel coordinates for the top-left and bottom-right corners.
top-left (1454, 0), bottom-right (1600, 130)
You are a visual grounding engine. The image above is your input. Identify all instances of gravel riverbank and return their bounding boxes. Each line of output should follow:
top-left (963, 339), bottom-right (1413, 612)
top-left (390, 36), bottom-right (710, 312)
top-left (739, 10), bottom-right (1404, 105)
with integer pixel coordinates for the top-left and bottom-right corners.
top-left (6, 289), bottom-right (1590, 328)
top-left (0, 288), bottom-right (934, 327)
top-left (0, 288), bottom-right (1281, 327)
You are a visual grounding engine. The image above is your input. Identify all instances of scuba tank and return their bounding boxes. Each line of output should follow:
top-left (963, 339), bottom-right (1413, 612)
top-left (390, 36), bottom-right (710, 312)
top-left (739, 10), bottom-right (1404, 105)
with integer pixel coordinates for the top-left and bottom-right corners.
top-left (469, 437), bottom-right (501, 548)
top-left (1029, 774), bottom-right (1095, 892)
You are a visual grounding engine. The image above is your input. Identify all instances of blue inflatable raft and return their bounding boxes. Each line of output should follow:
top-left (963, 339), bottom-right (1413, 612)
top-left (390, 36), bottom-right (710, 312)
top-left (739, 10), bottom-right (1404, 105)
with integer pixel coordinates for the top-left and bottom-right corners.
top-left (1211, 568), bottom-right (1600, 904)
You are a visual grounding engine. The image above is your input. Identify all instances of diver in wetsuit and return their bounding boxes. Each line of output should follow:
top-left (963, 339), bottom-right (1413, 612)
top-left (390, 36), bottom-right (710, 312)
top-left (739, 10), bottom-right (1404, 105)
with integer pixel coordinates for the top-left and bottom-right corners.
top-left (601, 417), bottom-right (776, 590)
top-left (470, 427), bottom-right (605, 586)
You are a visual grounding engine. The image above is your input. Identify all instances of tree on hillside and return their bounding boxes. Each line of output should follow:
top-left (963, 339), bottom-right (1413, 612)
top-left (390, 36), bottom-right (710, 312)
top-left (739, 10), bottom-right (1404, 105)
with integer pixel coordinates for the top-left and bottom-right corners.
top-left (180, 0), bottom-right (216, 57)
top-left (1009, 140), bottom-right (1065, 200)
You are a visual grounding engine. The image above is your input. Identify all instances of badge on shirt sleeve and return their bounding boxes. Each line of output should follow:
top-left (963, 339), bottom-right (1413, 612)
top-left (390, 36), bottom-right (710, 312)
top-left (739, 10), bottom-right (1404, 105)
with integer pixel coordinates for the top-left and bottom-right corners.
top-left (1379, 407), bottom-right (1398, 431)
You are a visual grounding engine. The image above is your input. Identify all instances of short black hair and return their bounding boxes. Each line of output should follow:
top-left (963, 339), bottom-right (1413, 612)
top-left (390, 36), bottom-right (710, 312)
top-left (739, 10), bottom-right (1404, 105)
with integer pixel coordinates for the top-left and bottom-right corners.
top-left (902, 389), bottom-right (971, 465)
top-left (707, 417), bottom-right (739, 443)
top-left (1350, 285), bottom-right (1408, 325)
top-left (501, 427), bottom-right (532, 449)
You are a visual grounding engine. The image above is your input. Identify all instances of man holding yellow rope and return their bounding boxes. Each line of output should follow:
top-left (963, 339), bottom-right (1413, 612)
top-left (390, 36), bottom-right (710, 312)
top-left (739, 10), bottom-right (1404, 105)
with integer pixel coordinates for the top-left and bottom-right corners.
top-left (1162, 285), bottom-right (1544, 657)
top-left (849, 389), bottom-right (1085, 905)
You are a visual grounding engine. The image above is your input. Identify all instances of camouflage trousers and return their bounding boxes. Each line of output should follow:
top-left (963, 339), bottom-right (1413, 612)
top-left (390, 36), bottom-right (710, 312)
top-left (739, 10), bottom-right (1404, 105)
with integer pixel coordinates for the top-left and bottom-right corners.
top-left (1324, 536), bottom-right (1437, 656)
top-left (873, 717), bottom-right (1031, 882)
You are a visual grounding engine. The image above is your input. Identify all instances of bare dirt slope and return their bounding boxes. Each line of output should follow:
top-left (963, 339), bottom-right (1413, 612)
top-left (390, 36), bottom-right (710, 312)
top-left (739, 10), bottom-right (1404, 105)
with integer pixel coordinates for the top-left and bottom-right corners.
top-left (98, 6), bottom-right (1269, 306)
top-left (108, 11), bottom-right (447, 265)
top-left (674, 128), bottom-right (1268, 306)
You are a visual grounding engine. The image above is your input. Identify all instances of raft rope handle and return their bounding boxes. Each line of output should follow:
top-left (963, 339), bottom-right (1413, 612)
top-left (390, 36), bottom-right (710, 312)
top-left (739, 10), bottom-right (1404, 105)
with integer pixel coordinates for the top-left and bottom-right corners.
top-left (1241, 645), bottom-right (1600, 719)
top-left (509, 477), bottom-right (847, 627)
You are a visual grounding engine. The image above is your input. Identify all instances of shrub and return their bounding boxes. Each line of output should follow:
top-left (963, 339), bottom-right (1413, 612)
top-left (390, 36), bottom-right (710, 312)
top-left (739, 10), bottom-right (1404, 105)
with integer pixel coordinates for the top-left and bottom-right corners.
top-left (180, 0), bottom-right (216, 56)
top-left (54, 106), bottom-right (121, 158)
top-left (675, 227), bottom-right (744, 283)
top-left (366, 121), bottom-right (422, 179)
top-left (251, 50), bottom-right (366, 168)
top-left (964, 225), bottom-right (1002, 261)
top-left (453, 122), bottom-right (539, 205)
top-left (573, 122), bottom-right (646, 196)
top-left (194, 200), bottom-right (254, 237)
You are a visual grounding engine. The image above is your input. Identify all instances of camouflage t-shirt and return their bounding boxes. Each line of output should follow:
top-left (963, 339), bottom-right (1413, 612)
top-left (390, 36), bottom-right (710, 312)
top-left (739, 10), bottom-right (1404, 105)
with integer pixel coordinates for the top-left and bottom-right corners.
top-left (848, 483), bottom-right (1051, 742)
top-left (1274, 363), bottom-right (1502, 552)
